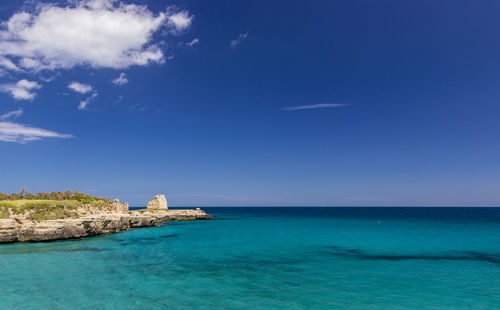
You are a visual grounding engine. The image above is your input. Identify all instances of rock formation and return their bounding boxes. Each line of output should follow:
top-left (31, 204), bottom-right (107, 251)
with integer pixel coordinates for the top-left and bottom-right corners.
top-left (147, 195), bottom-right (168, 209)
top-left (0, 195), bottom-right (211, 243)
top-left (110, 199), bottom-right (129, 213)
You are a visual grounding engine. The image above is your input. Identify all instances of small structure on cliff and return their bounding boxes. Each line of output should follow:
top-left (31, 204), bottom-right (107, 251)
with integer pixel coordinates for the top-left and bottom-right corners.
top-left (110, 199), bottom-right (129, 213)
top-left (147, 195), bottom-right (168, 209)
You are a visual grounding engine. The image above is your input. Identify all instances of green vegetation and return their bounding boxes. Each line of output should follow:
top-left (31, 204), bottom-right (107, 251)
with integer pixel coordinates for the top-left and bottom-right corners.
top-left (1, 200), bottom-right (80, 221)
top-left (0, 189), bottom-right (111, 221)
top-left (0, 188), bottom-right (109, 204)
top-left (0, 207), bottom-right (8, 219)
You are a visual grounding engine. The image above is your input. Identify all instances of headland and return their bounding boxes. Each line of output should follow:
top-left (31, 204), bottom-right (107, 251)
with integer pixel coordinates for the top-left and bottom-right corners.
top-left (0, 192), bottom-right (211, 243)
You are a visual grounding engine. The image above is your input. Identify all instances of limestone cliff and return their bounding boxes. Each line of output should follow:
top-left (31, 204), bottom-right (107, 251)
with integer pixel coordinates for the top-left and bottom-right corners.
top-left (0, 195), bottom-right (211, 243)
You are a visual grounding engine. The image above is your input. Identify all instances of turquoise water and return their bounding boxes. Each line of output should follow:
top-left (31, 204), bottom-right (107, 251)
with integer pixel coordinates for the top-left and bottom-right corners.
top-left (1, 207), bottom-right (500, 309)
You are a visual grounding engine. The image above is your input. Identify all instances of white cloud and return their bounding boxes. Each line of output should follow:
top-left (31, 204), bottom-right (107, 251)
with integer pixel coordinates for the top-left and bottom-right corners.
top-left (0, 0), bottom-right (193, 71)
top-left (282, 103), bottom-right (350, 111)
top-left (68, 81), bottom-right (93, 94)
top-left (166, 10), bottom-right (193, 33)
top-left (112, 72), bottom-right (128, 85)
top-left (0, 121), bottom-right (73, 143)
top-left (230, 32), bottom-right (248, 48)
top-left (0, 108), bottom-right (23, 120)
top-left (78, 93), bottom-right (98, 110)
top-left (0, 79), bottom-right (41, 100)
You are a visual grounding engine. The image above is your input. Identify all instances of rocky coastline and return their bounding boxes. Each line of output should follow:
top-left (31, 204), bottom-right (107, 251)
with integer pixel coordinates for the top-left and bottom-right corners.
top-left (0, 195), bottom-right (212, 243)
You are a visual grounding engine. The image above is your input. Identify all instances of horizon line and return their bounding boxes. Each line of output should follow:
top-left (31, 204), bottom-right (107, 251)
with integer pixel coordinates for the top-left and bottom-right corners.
top-left (129, 205), bottom-right (500, 208)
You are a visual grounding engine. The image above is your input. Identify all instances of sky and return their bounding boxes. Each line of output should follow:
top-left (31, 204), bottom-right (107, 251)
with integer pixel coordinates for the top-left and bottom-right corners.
top-left (0, 0), bottom-right (499, 206)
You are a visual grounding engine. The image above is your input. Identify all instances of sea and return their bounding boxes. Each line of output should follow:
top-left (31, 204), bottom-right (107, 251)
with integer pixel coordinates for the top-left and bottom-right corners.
top-left (1, 207), bottom-right (500, 309)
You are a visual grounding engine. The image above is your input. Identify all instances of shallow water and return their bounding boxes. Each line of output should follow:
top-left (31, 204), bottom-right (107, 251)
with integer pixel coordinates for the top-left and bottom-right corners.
top-left (1, 207), bottom-right (500, 309)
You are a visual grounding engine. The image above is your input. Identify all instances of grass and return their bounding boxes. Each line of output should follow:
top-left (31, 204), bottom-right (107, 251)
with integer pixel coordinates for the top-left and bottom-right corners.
top-left (0, 200), bottom-right (81, 209)
top-left (0, 207), bottom-right (8, 219)
top-left (0, 200), bottom-right (109, 221)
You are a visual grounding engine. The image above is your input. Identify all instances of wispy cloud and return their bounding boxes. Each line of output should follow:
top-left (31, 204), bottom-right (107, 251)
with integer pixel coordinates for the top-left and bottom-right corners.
top-left (129, 104), bottom-right (150, 112)
top-left (78, 93), bottom-right (98, 110)
top-left (112, 73), bottom-right (128, 85)
top-left (68, 81), bottom-right (93, 94)
top-left (179, 38), bottom-right (199, 47)
top-left (0, 108), bottom-right (23, 120)
top-left (0, 121), bottom-right (73, 143)
top-left (0, 79), bottom-right (41, 100)
top-left (187, 38), bottom-right (199, 47)
top-left (344, 197), bottom-right (400, 202)
top-left (230, 32), bottom-right (248, 48)
top-left (282, 103), bottom-right (350, 111)
top-left (0, 56), bottom-right (22, 72)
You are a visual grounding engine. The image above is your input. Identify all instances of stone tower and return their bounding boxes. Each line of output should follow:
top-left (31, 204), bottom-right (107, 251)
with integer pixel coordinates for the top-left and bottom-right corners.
top-left (147, 195), bottom-right (168, 209)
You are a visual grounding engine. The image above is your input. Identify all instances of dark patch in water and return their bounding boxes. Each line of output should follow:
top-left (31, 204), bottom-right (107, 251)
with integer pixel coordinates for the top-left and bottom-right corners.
top-left (325, 246), bottom-right (342, 249)
top-left (325, 246), bottom-right (500, 265)
top-left (227, 254), bottom-right (310, 269)
top-left (0, 246), bottom-right (104, 255)
top-left (345, 249), bottom-right (361, 254)
top-left (119, 234), bottom-right (179, 245)
top-left (461, 251), bottom-right (500, 265)
top-left (159, 234), bottom-right (179, 239)
top-left (65, 247), bottom-right (103, 252)
top-left (160, 222), bottom-right (195, 226)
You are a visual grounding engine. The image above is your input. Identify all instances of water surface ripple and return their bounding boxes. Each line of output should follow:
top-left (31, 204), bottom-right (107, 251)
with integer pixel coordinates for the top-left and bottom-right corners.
top-left (1, 207), bottom-right (500, 309)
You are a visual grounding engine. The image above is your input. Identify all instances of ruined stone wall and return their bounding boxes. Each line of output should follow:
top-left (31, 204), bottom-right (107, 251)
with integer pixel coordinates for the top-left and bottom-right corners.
top-left (147, 195), bottom-right (168, 209)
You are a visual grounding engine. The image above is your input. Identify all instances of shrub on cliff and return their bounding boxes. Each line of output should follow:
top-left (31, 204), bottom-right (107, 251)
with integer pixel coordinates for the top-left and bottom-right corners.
top-left (0, 189), bottom-right (109, 204)
top-left (0, 200), bottom-right (81, 220)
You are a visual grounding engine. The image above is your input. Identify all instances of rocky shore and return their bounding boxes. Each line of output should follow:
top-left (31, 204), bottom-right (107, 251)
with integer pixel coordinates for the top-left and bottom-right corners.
top-left (0, 195), bottom-right (212, 243)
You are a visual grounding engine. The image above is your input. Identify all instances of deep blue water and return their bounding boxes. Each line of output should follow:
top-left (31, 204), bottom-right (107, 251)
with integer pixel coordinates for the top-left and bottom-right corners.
top-left (1, 207), bottom-right (500, 309)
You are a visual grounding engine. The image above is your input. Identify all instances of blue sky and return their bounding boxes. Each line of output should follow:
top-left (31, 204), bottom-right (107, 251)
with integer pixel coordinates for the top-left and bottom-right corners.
top-left (0, 0), bottom-right (499, 206)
